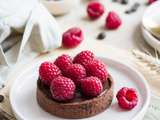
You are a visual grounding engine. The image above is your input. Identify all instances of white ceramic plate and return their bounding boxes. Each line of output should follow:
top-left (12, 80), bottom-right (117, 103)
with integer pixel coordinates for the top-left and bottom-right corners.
top-left (10, 57), bottom-right (150, 120)
top-left (142, 1), bottom-right (160, 53)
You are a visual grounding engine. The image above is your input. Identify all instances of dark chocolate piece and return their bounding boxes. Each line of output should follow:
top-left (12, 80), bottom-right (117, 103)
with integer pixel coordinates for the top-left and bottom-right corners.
top-left (97, 32), bottom-right (106, 40)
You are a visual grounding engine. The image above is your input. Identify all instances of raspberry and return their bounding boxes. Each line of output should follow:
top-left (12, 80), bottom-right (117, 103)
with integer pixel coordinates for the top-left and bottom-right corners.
top-left (86, 59), bottom-right (108, 84)
top-left (73, 50), bottom-right (94, 67)
top-left (116, 87), bottom-right (138, 110)
top-left (39, 62), bottom-right (61, 86)
top-left (50, 76), bottom-right (76, 102)
top-left (54, 54), bottom-right (72, 75)
top-left (105, 11), bottom-right (122, 29)
top-left (65, 64), bottom-right (86, 87)
top-left (87, 2), bottom-right (105, 20)
top-left (148, 0), bottom-right (157, 4)
top-left (62, 27), bottom-right (83, 48)
top-left (81, 76), bottom-right (103, 97)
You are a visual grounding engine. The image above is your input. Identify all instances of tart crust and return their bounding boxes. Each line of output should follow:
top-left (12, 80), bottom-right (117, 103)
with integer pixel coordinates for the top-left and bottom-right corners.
top-left (36, 75), bottom-right (114, 119)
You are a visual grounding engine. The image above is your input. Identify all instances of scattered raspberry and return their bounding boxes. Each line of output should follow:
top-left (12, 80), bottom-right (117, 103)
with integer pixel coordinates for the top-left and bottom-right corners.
top-left (81, 76), bottom-right (103, 97)
top-left (148, 0), bottom-right (157, 4)
top-left (116, 87), bottom-right (138, 110)
top-left (86, 59), bottom-right (108, 84)
top-left (87, 2), bottom-right (105, 20)
top-left (73, 50), bottom-right (94, 67)
top-left (39, 62), bottom-right (61, 86)
top-left (54, 54), bottom-right (72, 75)
top-left (105, 11), bottom-right (122, 29)
top-left (65, 64), bottom-right (86, 87)
top-left (62, 27), bottom-right (83, 48)
top-left (50, 76), bottom-right (76, 102)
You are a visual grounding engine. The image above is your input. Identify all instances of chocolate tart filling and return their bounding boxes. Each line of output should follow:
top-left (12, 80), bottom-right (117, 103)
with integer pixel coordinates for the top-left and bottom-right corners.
top-left (36, 75), bottom-right (114, 119)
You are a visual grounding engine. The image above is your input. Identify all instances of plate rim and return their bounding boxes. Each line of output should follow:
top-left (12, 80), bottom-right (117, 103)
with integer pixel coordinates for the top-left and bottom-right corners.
top-left (9, 56), bottom-right (151, 120)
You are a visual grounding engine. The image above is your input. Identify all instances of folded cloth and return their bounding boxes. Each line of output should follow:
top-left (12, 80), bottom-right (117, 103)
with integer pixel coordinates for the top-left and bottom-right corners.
top-left (0, 0), bottom-right (61, 65)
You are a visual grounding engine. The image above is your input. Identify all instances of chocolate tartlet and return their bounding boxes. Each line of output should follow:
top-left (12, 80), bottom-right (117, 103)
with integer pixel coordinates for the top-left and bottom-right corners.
top-left (36, 75), bottom-right (114, 119)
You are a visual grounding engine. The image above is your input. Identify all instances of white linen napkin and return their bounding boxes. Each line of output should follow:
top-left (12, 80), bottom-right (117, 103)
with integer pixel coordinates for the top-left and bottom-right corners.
top-left (0, 0), bottom-right (61, 65)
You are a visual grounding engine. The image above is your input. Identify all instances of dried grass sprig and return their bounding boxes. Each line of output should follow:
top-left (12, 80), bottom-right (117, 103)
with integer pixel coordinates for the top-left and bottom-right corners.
top-left (132, 49), bottom-right (160, 96)
top-left (132, 49), bottom-right (160, 73)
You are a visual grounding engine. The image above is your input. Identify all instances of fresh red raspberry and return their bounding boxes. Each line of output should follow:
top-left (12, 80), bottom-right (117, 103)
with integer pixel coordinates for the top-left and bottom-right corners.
top-left (81, 76), bottom-right (103, 97)
top-left (116, 87), bottom-right (138, 110)
top-left (54, 54), bottom-right (72, 75)
top-left (62, 27), bottom-right (83, 48)
top-left (86, 59), bottom-right (108, 84)
top-left (73, 50), bottom-right (94, 68)
top-left (39, 62), bottom-right (61, 86)
top-left (105, 11), bottom-right (122, 29)
top-left (50, 76), bottom-right (76, 102)
top-left (65, 64), bottom-right (86, 87)
top-left (148, 0), bottom-right (157, 4)
top-left (87, 2), bottom-right (105, 20)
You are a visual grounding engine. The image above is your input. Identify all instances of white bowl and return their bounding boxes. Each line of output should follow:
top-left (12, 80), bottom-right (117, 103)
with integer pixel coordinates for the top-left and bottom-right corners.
top-left (9, 56), bottom-right (150, 120)
top-left (142, 27), bottom-right (160, 52)
top-left (41, 0), bottom-right (79, 15)
top-left (142, 1), bottom-right (160, 53)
